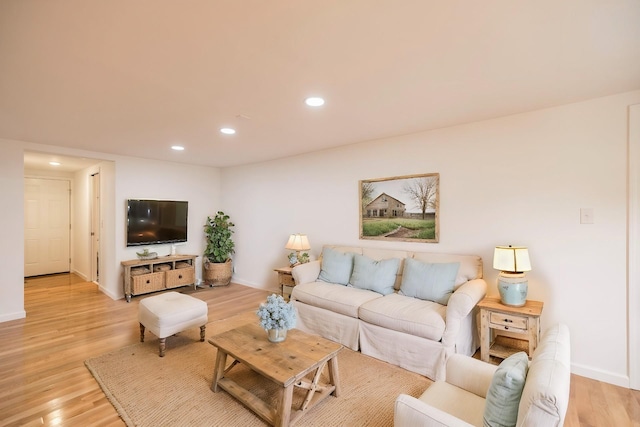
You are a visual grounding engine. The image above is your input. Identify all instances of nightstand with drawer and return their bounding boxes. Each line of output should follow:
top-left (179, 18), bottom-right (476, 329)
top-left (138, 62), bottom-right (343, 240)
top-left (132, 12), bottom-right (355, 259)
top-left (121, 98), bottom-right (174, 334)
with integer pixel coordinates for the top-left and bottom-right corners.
top-left (274, 267), bottom-right (295, 301)
top-left (478, 296), bottom-right (544, 363)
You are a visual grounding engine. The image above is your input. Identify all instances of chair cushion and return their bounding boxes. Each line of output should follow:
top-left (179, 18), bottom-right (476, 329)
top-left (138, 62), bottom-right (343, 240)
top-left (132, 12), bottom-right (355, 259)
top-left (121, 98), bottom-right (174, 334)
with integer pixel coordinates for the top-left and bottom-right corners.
top-left (291, 281), bottom-right (383, 318)
top-left (399, 258), bottom-right (460, 305)
top-left (349, 254), bottom-right (400, 295)
top-left (418, 381), bottom-right (486, 426)
top-left (483, 351), bottom-right (529, 427)
top-left (358, 293), bottom-right (446, 341)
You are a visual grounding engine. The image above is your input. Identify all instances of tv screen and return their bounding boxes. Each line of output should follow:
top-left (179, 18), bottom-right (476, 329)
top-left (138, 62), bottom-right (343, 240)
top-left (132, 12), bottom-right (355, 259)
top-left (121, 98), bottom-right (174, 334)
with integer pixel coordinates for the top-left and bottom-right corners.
top-left (126, 199), bottom-right (188, 247)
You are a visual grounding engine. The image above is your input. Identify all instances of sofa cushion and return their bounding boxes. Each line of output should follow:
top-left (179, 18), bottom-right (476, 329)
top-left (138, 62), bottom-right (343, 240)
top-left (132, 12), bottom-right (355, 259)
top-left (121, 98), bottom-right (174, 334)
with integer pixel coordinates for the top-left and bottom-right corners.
top-left (399, 258), bottom-right (460, 305)
top-left (484, 351), bottom-right (529, 427)
top-left (292, 281), bottom-right (383, 318)
top-left (318, 247), bottom-right (354, 285)
top-left (411, 252), bottom-right (482, 287)
top-left (349, 254), bottom-right (400, 295)
top-left (359, 293), bottom-right (446, 341)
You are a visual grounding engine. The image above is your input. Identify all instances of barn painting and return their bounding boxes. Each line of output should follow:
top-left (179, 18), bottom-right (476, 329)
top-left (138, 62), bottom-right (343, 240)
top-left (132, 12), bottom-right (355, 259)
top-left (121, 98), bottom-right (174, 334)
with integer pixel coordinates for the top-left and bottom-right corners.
top-left (359, 173), bottom-right (439, 243)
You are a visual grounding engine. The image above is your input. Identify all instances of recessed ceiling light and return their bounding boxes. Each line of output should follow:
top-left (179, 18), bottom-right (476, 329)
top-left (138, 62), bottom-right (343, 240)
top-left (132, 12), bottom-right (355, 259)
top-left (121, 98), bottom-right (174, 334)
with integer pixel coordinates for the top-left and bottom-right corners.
top-left (305, 97), bottom-right (325, 107)
top-left (220, 127), bottom-right (236, 135)
top-left (171, 145), bottom-right (185, 151)
top-left (49, 161), bottom-right (61, 166)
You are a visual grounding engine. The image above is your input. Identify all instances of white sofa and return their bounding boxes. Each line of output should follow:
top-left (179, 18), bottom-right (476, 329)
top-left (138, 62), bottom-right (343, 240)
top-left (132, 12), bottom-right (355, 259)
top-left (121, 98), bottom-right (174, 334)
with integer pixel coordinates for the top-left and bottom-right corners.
top-left (291, 245), bottom-right (487, 381)
top-left (394, 323), bottom-right (571, 427)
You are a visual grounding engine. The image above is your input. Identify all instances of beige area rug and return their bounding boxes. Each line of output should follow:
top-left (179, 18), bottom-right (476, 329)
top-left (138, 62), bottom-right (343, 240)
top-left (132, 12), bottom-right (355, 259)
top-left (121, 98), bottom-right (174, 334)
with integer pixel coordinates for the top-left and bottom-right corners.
top-left (85, 311), bottom-right (431, 426)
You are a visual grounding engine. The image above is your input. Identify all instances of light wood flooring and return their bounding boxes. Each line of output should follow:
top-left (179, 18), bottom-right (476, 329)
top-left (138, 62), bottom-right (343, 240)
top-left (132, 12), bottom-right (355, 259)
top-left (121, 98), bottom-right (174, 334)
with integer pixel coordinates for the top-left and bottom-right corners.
top-left (0, 274), bottom-right (639, 426)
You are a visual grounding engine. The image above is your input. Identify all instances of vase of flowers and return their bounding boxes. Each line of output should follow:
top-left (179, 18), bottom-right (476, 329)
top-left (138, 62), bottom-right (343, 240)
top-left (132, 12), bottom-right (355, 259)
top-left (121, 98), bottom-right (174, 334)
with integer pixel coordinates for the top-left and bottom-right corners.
top-left (256, 294), bottom-right (297, 343)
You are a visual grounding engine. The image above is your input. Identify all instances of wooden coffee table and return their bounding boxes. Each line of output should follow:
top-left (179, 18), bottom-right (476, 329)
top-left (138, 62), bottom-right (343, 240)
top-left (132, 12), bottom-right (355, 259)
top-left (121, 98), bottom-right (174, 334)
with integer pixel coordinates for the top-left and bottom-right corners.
top-left (209, 323), bottom-right (343, 427)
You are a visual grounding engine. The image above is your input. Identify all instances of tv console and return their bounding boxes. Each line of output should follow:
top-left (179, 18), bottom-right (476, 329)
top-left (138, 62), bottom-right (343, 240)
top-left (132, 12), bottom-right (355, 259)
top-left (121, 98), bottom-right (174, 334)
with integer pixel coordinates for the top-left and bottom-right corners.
top-left (121, 254), bottom-right (198, 302)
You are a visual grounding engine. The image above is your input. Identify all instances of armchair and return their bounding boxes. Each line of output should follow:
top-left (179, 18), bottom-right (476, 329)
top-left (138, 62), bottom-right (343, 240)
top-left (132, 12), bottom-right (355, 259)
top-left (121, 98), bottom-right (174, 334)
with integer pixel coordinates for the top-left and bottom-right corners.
top-left (394, 323), bottom-right (570, 427)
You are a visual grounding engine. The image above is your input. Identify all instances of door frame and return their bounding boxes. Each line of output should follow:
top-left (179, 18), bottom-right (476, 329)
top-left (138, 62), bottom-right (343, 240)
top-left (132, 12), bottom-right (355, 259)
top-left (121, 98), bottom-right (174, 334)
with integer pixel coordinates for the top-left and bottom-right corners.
top-left (628, 103), bottom-right (640, 390)
top-left (90, 172), bottom-right (101, 284)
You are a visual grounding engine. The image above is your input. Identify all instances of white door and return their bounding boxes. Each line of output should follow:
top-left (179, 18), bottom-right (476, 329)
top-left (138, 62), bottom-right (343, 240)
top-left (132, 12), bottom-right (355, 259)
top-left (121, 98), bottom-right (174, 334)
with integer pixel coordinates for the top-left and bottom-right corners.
top-left (24, 178), bottom-right (71, 277)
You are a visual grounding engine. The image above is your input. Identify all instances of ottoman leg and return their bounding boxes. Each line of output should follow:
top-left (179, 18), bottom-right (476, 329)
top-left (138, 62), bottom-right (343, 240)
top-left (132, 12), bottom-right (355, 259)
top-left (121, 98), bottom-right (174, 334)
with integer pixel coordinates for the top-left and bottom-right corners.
top-left (159, 338), bottom-right (166, 357)
top-left (140, 323), bottom-right (145, 342)
top-left (200, 325), bottom-right (206, 342)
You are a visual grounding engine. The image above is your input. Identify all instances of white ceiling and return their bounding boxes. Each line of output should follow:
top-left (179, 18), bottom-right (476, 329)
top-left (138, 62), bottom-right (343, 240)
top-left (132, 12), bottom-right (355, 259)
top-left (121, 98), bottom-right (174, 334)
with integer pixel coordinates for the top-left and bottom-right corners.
top-left (2, 1), bottom-right (640, 168)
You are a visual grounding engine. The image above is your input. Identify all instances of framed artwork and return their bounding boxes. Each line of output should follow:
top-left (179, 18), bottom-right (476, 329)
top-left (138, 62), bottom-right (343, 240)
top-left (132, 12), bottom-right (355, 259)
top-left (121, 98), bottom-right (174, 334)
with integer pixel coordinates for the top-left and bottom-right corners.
top-left (359, 173), bottom-right (439, 243)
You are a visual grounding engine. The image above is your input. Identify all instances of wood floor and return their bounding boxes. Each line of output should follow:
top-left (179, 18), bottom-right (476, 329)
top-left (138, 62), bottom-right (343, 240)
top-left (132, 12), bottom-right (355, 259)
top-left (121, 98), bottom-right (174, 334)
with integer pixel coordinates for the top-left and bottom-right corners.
top-left (0, 274), bottom-right (638, 426)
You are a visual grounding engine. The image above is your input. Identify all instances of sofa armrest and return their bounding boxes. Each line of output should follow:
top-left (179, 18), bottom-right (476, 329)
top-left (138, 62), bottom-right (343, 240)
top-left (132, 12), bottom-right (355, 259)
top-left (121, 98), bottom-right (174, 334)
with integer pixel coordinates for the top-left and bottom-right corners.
top-left (441, 279), bottom-right (487, 347)
top-left (394, 394), bottom-right (476, 427)
top-left (291, 260), bottom-right (321, 285)
top-left (445, 354), bottom-right (496, 399)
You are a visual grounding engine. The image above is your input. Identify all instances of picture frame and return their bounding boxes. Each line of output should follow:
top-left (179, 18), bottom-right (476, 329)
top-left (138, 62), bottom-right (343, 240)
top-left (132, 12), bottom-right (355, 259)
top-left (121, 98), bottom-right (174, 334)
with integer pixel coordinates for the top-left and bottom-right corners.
top-left (359, 173), bottom-right (439, 243)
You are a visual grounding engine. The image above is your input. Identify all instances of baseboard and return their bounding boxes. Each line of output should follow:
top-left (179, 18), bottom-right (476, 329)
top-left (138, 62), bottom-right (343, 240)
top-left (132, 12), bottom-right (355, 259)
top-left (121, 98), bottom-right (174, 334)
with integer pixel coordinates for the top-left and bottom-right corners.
top-left (71, 269), bottom-right (89, 281)
top-left (0, 310), bottom-right (26, 323)
top-left (572, 362), bottom-right (630, 388)
top-left (98, 285), bottom-right (122, 301)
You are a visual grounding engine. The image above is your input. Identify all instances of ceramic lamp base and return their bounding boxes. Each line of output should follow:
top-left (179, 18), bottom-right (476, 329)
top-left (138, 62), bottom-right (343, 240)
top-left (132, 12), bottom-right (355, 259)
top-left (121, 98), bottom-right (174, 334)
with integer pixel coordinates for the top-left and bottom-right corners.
top-left (497, 272), bottom-right (528, 307)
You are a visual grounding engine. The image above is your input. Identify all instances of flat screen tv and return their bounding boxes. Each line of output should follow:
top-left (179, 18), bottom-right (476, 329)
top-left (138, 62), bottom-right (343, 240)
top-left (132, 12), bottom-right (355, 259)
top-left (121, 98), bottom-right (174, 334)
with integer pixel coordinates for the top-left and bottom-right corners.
top-left (126, 199), bottom-right (188, 247)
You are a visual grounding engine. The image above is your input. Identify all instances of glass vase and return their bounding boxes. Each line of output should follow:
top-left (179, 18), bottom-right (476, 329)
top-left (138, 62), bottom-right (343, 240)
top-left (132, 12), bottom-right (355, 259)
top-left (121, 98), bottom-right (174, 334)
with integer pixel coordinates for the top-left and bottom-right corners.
top-left (267, 328), bottom-right (287, 343)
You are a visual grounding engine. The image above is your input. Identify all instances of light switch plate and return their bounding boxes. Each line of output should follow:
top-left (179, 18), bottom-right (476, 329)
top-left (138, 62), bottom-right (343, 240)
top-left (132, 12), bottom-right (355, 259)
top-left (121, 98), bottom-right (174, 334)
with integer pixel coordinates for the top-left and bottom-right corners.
top-left (580, 208), bottom-right (594, 224)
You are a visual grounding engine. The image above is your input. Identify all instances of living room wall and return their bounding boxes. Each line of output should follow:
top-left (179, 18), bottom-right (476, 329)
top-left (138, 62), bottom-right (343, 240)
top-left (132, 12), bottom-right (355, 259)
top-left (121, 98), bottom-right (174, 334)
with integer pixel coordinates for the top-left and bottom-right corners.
top-left (0, 139), bottom-right (221, 318)
top-left (221, 90), bottom-right (640, 387)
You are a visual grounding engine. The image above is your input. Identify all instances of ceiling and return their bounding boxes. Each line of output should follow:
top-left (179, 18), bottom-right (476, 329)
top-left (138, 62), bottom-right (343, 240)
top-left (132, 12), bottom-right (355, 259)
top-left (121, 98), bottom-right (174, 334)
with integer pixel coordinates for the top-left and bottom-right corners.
top-left (2, 1), bottom-right (640, 169)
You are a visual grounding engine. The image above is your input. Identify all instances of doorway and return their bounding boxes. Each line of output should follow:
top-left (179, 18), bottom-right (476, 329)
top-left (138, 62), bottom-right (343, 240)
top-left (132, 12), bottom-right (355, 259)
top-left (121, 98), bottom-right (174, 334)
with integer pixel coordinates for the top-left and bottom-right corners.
top-left (91, 172), bottom-right (101, 284)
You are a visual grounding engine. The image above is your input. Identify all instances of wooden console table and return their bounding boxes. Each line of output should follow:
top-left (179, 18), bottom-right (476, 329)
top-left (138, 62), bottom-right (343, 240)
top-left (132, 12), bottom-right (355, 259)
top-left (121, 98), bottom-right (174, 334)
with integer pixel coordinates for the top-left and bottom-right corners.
top-left (121, 254), bottom-right (198, 302)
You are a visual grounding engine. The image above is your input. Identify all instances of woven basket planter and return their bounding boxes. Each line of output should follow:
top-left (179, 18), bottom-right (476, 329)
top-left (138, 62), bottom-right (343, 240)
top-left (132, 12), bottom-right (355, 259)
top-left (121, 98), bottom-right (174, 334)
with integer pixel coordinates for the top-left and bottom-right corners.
top-left (203, 258), bottom-right (232, 287)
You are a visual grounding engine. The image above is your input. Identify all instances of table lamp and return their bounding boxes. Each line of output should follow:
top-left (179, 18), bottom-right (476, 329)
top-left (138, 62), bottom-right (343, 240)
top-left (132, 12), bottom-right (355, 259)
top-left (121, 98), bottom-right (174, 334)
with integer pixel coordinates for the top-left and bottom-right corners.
top-left (493, 245), bottom-right (531, 307)
top-left (285, 234), bottom-right (311, 267)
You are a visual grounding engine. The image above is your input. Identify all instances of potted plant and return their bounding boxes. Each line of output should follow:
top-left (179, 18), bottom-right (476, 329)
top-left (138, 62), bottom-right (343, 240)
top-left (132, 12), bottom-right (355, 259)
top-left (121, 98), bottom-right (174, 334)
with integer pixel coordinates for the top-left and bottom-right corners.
top-left (203, 211), bottom-right (235, 287)
top-left (256, 294), bottom-right (297, 342)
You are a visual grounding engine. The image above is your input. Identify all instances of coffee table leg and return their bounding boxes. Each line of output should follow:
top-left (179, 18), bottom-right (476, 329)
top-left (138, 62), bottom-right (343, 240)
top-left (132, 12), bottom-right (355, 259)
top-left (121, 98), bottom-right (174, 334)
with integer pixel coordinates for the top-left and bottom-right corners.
top-left (274, 384), bottom-right (294, 427)
top-left (211, 350), bottom-right (227, 392)
top-left (328, 355), bottom-right (341, 397)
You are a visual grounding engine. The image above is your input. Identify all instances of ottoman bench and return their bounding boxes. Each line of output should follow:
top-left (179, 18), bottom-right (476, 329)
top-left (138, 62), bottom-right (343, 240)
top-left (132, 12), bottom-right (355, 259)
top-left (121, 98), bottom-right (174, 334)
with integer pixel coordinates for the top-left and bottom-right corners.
top-left (139, 291), bottom-right (209, 357)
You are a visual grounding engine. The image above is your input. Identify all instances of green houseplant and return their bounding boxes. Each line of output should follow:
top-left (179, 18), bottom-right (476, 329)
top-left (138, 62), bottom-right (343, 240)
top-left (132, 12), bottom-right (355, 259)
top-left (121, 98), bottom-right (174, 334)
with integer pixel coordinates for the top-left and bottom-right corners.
top-left (203, 211), bottom-right (235, 286)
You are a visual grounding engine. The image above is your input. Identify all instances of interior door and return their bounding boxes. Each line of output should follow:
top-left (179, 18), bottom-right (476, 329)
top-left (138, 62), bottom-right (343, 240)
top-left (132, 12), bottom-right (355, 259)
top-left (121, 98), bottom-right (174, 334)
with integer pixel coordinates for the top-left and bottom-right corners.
top-left (24, 178), bottom-right (71, 277)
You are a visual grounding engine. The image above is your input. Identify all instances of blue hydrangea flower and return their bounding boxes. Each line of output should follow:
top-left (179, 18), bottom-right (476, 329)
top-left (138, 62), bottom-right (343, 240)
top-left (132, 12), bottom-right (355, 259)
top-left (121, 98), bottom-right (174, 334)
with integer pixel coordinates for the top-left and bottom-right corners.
top-left (256, 294), bottom-right (297, 330)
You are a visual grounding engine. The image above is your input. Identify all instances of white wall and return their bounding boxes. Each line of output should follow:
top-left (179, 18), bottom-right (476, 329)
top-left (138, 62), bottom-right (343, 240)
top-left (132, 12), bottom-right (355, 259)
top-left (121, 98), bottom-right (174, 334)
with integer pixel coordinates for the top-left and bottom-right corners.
top-left (111, 156), bottom-right (221, 299)
top-left (0, 141), bottom-right (25, 322)
top-left (222, 90), bottom-right (640, 387)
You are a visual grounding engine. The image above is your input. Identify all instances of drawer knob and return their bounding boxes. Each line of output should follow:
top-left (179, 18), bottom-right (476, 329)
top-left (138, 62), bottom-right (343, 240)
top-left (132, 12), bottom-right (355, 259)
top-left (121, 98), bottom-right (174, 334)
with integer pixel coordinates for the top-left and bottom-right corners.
top-left (178, 275), bottom-right (183, 279)
top-left (504, 318), bottom-right (513, 323)
top-left (146, 280), bottom-right (150, 284)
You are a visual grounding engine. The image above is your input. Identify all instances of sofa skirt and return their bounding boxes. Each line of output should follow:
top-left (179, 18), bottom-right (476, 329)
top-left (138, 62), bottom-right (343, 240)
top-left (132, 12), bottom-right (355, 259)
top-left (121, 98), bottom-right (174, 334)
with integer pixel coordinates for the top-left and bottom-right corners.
top-left (293, 301), bottom-right (361, 351)
top-left (360, 321), bottom-right (450, 381)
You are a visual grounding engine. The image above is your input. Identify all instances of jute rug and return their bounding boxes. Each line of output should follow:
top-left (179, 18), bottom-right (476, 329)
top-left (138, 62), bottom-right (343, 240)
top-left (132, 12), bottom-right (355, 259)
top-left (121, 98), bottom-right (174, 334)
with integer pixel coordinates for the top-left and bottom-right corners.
top-left (85, 311), bottom-right (431, 426)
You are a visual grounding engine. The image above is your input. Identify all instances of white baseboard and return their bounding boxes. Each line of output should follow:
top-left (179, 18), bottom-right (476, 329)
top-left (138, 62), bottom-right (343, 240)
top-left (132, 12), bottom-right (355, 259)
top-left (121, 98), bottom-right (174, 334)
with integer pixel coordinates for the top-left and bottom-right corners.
top-left (0, 310), bottom-right (26, 323)
top-left (97, 284), bottom-right (122, 301)
top-left (572, 362), bottom-right (630, 388)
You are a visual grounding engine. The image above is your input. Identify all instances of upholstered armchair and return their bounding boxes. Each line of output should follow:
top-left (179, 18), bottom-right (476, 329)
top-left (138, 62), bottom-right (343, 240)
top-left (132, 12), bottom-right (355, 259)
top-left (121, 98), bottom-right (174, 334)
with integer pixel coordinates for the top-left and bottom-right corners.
top-left (394, 323), bottom-right (571, 427)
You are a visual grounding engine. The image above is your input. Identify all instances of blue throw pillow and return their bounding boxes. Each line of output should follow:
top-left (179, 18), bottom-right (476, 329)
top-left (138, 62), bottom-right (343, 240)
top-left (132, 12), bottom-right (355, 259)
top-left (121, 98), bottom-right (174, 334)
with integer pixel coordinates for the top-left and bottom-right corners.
top-left (349, 254), bottom-right (400, 295)
top-left (318, 247), bottom-right (354, 285)
top-left (399, 258), bottom-right (460, 305)
top-left (483, 352), bottom-right (529, 427)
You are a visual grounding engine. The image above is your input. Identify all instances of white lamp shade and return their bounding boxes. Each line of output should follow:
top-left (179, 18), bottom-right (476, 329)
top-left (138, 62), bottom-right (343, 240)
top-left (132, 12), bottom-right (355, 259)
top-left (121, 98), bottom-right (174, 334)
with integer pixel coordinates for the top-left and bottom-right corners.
top-left (493, 246), bottom-right (531, 273)
top-left (285, 234), bottom-right (311, 251)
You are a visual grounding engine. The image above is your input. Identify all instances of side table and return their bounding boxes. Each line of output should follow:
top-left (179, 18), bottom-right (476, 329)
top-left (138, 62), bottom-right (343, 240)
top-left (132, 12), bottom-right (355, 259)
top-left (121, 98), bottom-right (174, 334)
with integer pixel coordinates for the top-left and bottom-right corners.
top-left (478, 296), bottom-right (543, 363)
top-left (274, 267), bottom-right (295, 301)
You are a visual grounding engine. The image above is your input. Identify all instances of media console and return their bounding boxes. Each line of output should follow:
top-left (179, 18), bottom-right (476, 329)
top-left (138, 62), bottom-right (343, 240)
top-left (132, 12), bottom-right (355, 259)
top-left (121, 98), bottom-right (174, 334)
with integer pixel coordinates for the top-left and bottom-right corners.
top-left (121, 254), bottom-right (198, 302)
